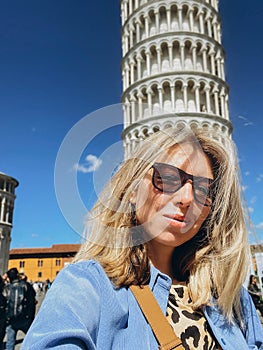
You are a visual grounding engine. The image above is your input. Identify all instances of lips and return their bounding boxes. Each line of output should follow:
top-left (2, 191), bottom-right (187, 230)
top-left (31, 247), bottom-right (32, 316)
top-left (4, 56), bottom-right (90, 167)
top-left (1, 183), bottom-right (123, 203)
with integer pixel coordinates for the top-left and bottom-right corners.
top-left (162, 213), bottom-right (191, 231)
top-left (164, 214), bottom-right (186, 222)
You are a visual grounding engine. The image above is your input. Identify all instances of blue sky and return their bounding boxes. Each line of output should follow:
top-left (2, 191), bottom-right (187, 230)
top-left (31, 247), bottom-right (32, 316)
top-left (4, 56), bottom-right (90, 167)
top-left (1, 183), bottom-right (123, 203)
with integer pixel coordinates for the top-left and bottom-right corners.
top-left (0, 0), bottom-right (262, 249)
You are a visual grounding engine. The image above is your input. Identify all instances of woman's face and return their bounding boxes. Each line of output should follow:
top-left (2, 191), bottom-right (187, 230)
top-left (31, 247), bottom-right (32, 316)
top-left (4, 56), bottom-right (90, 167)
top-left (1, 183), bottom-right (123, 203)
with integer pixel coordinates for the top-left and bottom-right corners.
top-left (130, 143), bottom-right (214, 248)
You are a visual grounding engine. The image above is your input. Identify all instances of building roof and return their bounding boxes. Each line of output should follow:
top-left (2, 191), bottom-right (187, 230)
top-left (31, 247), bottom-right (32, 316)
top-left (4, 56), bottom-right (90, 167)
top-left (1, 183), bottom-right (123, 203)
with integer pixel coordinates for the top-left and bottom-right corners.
top-left (9, 244), bottom-right (81, 257)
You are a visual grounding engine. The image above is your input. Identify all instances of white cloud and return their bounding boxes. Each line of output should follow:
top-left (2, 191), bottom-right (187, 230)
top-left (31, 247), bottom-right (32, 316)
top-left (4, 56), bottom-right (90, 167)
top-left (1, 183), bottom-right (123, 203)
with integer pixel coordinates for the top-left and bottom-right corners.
top-left (250, 196), bottom-right (257, 204)
top-left (256, 174), bottom-right (263, 182)
top-left (255, 222), bottom-right (263, 230)
top-left (237, 115), bottom-right (254, 126)
top-left (31, 233), bottom-right (39, 238)
top-left (244, 171), bottom-right (250, 176)
top-left (248, 207), bottom-right (254, 213)
top-left (242, 185), bottom-right (248, 192)
top-left (74, 154), bottom-right (102, 173)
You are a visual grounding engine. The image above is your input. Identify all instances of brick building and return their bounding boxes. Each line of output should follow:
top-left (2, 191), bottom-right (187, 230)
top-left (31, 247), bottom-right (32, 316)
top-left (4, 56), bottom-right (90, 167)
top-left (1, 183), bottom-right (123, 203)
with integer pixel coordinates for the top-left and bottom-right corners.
top-left (8, 244), bottom-right (81, 282)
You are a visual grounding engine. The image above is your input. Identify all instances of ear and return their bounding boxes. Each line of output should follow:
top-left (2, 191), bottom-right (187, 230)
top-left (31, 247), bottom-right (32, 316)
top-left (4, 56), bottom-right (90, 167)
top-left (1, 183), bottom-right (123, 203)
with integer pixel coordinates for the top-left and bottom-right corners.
top-left (129, 190), bottom-right (137, 205)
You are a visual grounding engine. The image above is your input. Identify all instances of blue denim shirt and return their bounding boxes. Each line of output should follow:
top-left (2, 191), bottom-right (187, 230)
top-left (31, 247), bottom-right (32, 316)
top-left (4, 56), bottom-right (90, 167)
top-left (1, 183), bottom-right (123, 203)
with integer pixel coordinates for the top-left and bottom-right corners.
top-left (22, 260), bottom-right (263, 349)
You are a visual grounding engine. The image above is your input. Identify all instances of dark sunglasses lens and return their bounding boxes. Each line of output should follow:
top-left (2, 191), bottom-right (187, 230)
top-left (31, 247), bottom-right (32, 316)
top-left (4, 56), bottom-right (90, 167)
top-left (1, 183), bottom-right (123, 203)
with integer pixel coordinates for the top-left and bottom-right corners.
top-left (194, 185), bottom-right (213, 206)
top-left (152, 163), bottom-right (213, 206)
top-left (152, 164), bottom-right (181, 193)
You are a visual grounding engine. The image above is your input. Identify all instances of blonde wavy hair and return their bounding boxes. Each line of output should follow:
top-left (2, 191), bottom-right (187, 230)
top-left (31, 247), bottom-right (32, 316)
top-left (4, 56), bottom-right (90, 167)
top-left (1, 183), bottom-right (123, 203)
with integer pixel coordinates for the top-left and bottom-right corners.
top-left (74, 127), bottom-right (250, 323)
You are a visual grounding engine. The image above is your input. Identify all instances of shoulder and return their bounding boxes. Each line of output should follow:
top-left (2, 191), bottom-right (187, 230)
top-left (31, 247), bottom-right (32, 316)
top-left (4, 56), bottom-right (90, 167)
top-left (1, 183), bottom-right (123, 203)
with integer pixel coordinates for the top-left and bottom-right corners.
top-left (55, 260), bottom-right (110, 286)
top-left (48, 260), bottom-right (115, 301)
top-left (2, 283), bottom-right (10, 297)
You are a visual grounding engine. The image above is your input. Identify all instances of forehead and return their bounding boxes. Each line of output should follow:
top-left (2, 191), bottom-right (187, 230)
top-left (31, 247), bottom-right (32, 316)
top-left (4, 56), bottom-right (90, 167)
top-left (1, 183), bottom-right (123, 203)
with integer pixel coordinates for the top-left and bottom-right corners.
top-left (156, 143), bottom-right (213, 178)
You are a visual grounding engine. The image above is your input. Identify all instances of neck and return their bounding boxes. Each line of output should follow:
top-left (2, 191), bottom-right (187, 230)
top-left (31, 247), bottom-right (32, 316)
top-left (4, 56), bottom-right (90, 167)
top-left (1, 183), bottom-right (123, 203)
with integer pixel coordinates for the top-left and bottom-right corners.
top-left (147, 242), bottom-right (174, 279)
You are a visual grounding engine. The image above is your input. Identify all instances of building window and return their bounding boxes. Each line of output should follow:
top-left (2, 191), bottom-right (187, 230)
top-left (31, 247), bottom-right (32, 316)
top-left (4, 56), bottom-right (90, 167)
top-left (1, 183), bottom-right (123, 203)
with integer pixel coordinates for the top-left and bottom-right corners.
top-left (19, 261), bottom-right (25, 268)
top-left (38, 272), bottom-right (42, 278)
top-left (37, 260), bottom-right (43, 267)
top-left (55, 259), bottom-right (61, 266)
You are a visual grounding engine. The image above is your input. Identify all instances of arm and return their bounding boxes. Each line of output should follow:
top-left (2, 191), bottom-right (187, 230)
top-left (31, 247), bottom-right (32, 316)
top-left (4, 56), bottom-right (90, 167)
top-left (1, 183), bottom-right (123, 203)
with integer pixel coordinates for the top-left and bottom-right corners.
top-left (241, 288), bottom-right (263, 349)
top-left (21, 261), bottom-right (102, 349)
top-left (248, 284), bottom-right (261, 297)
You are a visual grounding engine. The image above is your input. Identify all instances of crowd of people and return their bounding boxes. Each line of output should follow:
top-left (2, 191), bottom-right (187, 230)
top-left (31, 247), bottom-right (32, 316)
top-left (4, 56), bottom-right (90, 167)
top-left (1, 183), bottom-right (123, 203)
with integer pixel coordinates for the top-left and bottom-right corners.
top-left (0, 268), bottom-right (38, 350)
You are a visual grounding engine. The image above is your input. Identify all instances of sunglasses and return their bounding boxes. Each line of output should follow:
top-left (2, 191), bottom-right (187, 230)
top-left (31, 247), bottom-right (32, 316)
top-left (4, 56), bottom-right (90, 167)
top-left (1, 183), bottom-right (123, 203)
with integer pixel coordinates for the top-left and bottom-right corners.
top-left (151, 162), bottom-right (214, 207)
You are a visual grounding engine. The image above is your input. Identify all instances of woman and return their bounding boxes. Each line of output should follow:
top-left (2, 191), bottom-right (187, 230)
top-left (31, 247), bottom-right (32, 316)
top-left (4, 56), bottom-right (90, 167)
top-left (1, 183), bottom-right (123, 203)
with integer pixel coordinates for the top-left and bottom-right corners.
top-left (0, 275), bottom-right (7, 350)
top-left (22, 127), bottom-right (263, 349)
top-left (248, 274), bottom-right (263, 316)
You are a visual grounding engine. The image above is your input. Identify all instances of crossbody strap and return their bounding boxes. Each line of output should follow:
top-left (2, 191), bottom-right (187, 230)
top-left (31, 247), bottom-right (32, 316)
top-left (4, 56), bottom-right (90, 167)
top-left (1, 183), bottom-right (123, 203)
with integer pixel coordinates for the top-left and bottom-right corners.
top-left (130, 285), bottom-right (184, 350)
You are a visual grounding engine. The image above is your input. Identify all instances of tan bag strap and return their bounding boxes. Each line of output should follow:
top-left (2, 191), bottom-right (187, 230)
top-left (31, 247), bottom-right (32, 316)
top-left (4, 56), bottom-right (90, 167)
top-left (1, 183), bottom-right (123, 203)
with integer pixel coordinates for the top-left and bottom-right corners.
top-left (130, 285), bottom-right (184, 350)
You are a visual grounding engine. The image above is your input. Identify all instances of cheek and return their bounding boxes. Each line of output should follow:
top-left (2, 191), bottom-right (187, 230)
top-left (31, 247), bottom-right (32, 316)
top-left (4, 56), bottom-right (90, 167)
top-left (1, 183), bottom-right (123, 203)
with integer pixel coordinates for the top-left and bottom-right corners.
top-left (135, 189), bottom-right (165, 224)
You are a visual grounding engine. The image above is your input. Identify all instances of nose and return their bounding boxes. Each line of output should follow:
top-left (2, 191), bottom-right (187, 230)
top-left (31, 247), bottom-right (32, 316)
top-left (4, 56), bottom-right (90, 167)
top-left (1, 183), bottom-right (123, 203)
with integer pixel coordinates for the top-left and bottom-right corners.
top-left (172, 181), bottom-right (194, 207)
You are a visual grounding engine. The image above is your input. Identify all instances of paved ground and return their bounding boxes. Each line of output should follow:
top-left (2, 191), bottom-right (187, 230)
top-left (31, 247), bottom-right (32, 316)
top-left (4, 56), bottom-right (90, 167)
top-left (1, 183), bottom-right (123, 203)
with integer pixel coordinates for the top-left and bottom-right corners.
top-left (3, 291), bottom-right (45, 350)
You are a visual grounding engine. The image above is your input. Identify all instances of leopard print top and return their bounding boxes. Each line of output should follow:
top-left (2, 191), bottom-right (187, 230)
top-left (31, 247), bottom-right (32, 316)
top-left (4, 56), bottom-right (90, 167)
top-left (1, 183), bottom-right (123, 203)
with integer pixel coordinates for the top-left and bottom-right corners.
top-left (166, 284), bottom-right (221, 349)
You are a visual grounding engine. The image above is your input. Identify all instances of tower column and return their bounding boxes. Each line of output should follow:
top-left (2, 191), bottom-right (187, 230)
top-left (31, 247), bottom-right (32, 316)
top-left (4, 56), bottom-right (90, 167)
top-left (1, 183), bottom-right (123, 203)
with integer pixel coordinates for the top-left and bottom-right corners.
top-left (147, 87), bottom-right (153, 117)
top-left (125, 63), bottom-right (130, 88)
top-left (189, 9), bottom-right (194, 31)
top-left (123, 0), bottom-right (128, 22)
top-left (158, 86), bottom-right (163, 111)
top-left (210, 51), bottom-right (216, 75)
top-left (146, 50), bottom-right (151, 75)
top-left (220, 88), bottom-right (226, 118)
top-left (129, 25), bottom-right (134, 48)
top-left (136, 20), bottom-right (141, 42)
top-left (168, 44), bottom-right (173, 68)
top-left (199, 11), bottom-right (204, 34)
top-left (180, 44), bottom-right (185, 70)
top-left (130, 59), bottom-right (135, 84)
top-left (221, 59), bottom-right (225, 80)
top-left (205, 86), bottom-right (211, 113)
top-left (214, 89), bottom-right (220, 115)
top-left (195, 84), bottom-right (200, 112)
top-left (166, 8), bottom-right (171, 31)
top-left (124, 99), bottom-right (130, 126)
top-left (192, 45), bottom-right (197, 70)
top-left (170, 85), bottom-right (175, 112)
top-left (144, 14), bottom-right (149, 38)
top-left (178, 7), bottom-right (183, 30)
top-left (137, 92), bottom-right (144, 119)
top-left (154, 10), bottom-right (160, 34)
top-left (0, 198), bottom-right (5, 222)
top-left (130, 94), bottom-right (137, 123)
top-left (157, 47), bottom-right (162, 72)
top-left (136, 54), bottom-right (142, 80)
top-left (183, 83), bottom-right (188, 112)
top-left (206, 15), bottom-right (212, 37)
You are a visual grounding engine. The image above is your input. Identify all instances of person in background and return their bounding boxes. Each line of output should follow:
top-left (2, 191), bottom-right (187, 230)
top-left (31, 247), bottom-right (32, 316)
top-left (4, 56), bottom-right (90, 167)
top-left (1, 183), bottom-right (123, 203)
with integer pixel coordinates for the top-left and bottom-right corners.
top-left (2, 268), bottom-right (36, 350)
top-left (248, 274), bottom-right (263, 317)
top-left (22, 128), bottom-right (263, 349)
top-left (0, 276), bottom-right (7, 350)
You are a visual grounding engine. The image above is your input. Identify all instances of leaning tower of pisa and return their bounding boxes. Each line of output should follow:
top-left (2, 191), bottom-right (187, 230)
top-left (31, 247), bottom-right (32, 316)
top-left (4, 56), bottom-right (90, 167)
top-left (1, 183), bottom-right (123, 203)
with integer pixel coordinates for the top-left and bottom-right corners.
top-left (0, 172), bottom-right (19, 275)
top-left (120, 0), bottom-right (232, 156)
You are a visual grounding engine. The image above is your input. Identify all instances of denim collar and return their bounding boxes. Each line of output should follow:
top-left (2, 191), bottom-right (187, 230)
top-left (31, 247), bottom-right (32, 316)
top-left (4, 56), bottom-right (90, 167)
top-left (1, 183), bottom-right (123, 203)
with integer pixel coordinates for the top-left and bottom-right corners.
top-left (149, 264), bottom-right (172, 291)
